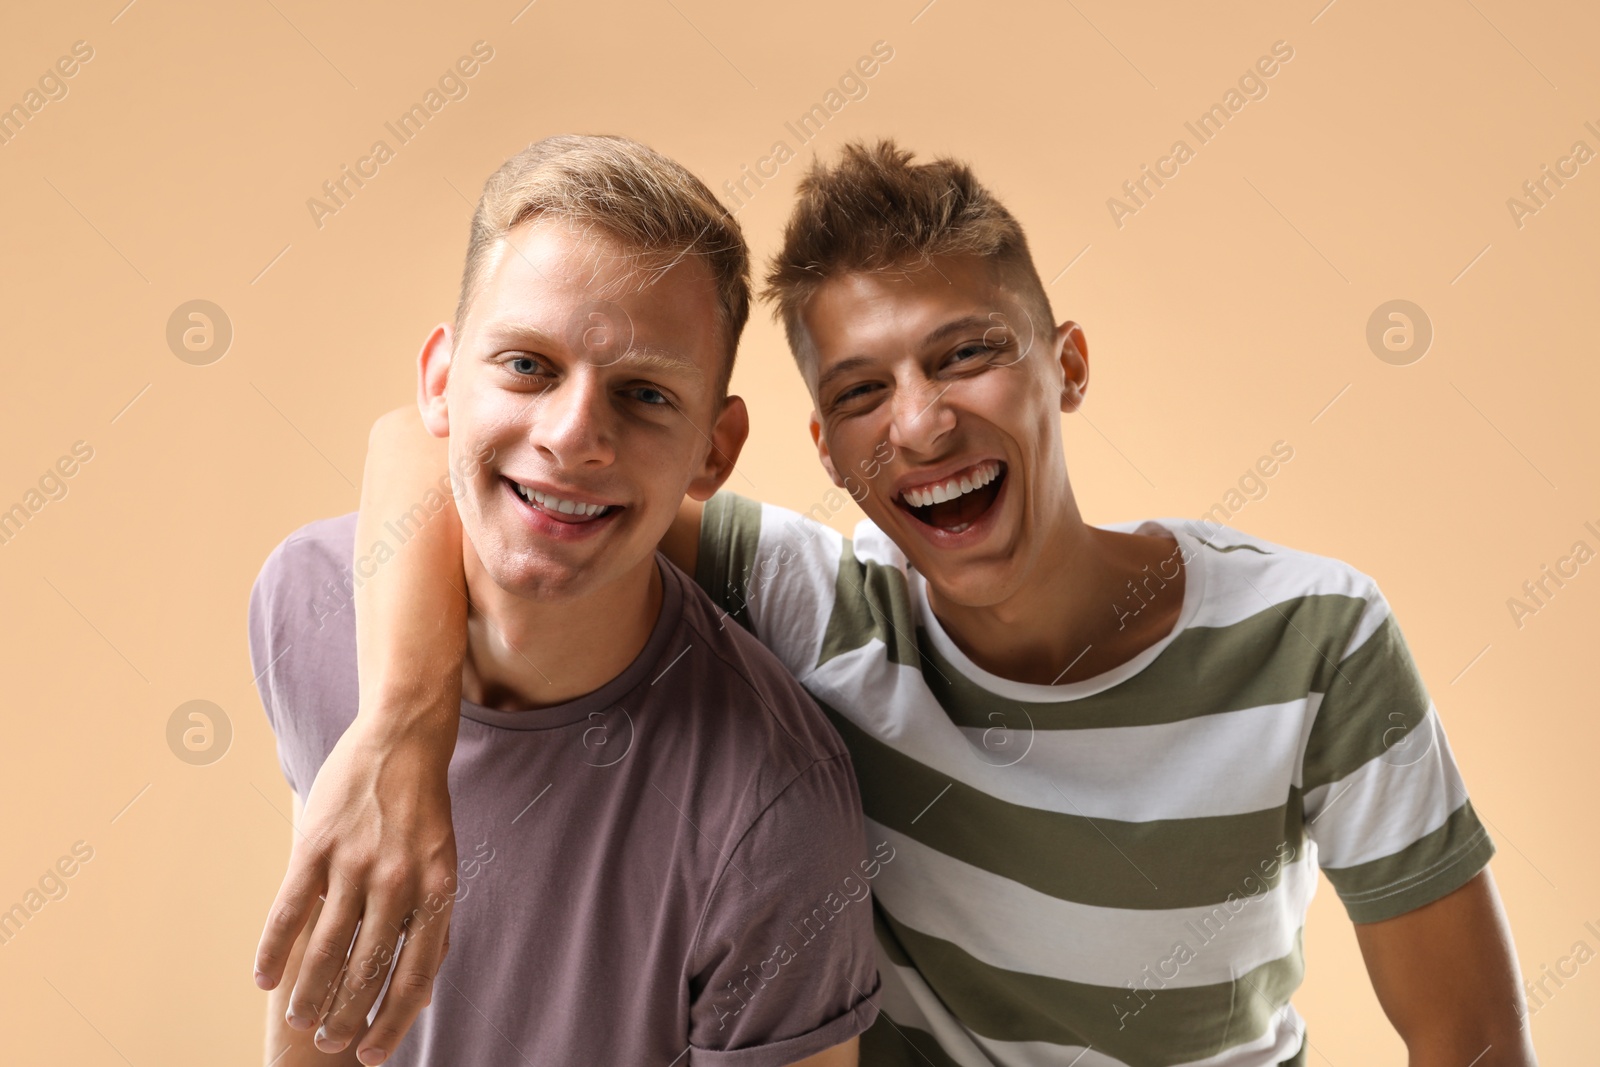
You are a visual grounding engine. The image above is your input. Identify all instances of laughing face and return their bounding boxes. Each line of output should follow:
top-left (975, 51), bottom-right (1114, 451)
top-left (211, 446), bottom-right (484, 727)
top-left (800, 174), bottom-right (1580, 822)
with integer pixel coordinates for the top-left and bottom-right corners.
top-left (802, 256), bottom-right (1087, 611)
top-left (418, 216), bottom-right (745, 603)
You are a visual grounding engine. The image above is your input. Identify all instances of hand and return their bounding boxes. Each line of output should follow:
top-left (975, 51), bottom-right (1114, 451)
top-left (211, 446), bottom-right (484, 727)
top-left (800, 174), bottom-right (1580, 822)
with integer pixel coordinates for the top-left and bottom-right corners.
top-left (256, 715), bottom-right (458, 1065)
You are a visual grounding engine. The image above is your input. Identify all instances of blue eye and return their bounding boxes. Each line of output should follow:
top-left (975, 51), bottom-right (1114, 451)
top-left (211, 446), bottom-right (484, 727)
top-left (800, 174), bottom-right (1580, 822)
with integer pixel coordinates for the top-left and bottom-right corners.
top-left (509, 357), bottom-right (539, 375)
top-left (633, 386), bottom-right (669, 406)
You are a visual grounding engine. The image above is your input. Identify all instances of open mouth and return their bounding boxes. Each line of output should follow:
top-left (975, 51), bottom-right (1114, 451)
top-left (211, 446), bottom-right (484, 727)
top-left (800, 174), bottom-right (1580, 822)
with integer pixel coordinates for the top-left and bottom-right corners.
top-left (895, 460), bottom-right (1006, 535)
top-left (505, 477), bottom-right (619, 525)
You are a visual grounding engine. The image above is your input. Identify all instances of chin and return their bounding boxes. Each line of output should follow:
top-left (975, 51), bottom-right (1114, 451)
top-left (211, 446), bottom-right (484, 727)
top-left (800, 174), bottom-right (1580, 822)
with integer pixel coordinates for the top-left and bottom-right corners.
top-left (486, 551), bottom-right (604, 603)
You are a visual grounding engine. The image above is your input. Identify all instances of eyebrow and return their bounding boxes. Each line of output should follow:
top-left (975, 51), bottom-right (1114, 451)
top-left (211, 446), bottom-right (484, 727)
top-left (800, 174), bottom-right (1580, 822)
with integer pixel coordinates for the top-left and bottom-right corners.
top-left (815, 314), bottom-right (999, 395)
top-left (921, 314), bottom-right (997, 349)
top-left (815, 355), bottom-right (876, 397)
top-left (479, 324), bottom-right (703, 377)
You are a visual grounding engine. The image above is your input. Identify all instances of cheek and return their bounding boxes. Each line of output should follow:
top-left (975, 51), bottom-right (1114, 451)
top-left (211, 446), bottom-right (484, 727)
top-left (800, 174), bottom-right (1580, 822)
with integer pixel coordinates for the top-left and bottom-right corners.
top-left (635, 419), bottom-right (702, 482)
top-left (459, 386), bottom-right (535, 444)
top-left (976, 364), bottom-right (1053, 439)
top-left (823, 420), bottom-right (882, 480)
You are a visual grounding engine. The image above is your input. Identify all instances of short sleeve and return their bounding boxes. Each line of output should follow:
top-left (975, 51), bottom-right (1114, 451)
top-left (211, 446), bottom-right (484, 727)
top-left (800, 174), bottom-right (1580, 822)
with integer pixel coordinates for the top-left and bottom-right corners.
top-left (686, 754), bottom-right (881, 1067)
top-left (246, 516), bottom-right (362, 801)
top-left (696, 492), bottom-right (849, 680)
top-left (1300, 581), bottom-right (1495, 923)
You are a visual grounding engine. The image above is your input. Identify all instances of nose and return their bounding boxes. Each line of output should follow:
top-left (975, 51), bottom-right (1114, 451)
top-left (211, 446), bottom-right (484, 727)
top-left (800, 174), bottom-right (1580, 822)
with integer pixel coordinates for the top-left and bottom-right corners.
top-left (886, 374), bottom-right (956, 457)
top-left (527, 368), bottom-right (616, 469)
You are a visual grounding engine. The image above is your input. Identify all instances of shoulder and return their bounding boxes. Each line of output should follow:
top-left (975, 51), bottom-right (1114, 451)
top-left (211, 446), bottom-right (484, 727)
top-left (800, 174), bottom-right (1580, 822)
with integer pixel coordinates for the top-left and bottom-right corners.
top-left (1163, 518), bottom-right (1384, 639)
top-left (248, 514), bottom-right (361, 794)
top-left (1178, 518), bottom-right (1376, 597)
top-left (671, 558), bottom-right (852, 770)
top-left (253, 513), bottom-right (360, 617)
top-left (697, 492), bottom-right (880, 676)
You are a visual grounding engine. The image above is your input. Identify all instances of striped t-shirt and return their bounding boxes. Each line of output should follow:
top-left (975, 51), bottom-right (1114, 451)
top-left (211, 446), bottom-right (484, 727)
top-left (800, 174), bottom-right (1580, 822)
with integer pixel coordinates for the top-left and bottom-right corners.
top-left (695, 492), bottom-right (1495, 1067)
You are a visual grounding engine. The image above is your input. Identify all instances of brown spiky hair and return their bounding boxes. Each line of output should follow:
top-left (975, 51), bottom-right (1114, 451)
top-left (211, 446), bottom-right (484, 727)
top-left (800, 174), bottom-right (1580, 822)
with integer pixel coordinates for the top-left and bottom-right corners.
top-left (456, 134), bottom-right (750, 397)
top-left (762, 139), bottom-right (1053, 381)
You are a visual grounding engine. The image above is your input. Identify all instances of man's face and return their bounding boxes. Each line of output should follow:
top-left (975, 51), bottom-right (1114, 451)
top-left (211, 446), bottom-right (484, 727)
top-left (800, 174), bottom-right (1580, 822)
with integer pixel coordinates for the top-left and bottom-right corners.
top-left (426, 217), bottom-right (735, 603)
top-left (802, 256), bottom-right (1082, 610)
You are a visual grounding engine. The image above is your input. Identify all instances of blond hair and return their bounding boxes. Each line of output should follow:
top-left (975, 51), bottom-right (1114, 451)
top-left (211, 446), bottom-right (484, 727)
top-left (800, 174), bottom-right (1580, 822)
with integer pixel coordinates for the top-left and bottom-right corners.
top-left (763, 139), bottom-right (1052, 372)
top-left (456, 134), bottom-right (750, 394)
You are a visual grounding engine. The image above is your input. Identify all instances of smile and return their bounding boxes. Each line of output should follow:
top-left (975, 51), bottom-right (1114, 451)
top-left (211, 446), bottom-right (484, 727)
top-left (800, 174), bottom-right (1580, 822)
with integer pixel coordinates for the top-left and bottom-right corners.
top-left (506, 478), bottom-right (617, 524)
top-left (895, 460), bottom-right (1006, 534)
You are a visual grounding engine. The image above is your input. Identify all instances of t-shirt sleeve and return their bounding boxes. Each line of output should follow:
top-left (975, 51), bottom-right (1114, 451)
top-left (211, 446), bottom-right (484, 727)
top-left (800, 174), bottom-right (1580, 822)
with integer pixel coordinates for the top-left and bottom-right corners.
top-left (686, 754), bottom-right (881, 1067)
top-left (1299, 579), bottom-right (1495, 923)
top-left (247, 517), bottom-right (362, 801)
top-left (695, 492), bottom-right (850, 680)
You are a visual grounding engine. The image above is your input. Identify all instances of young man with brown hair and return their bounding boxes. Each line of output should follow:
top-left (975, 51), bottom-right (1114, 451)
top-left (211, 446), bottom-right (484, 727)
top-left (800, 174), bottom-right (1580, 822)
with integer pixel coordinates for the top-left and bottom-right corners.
top-left (264, 140), bottom-right (1537, 1066)
top-left (248, 134), bottom-right (879, 1066)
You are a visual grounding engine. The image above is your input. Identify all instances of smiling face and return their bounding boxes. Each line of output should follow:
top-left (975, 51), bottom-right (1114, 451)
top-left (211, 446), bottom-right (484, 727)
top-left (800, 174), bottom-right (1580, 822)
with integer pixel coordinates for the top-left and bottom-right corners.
top-left (420, 216), bottom-right (745, 604)
top-left (802, 255), bottom-right (1086, 610)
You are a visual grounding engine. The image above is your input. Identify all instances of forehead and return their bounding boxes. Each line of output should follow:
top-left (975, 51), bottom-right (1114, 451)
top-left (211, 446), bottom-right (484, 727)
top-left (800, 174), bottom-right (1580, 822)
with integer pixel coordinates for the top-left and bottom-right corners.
top-left (465, 217), bottom-right (721, 360)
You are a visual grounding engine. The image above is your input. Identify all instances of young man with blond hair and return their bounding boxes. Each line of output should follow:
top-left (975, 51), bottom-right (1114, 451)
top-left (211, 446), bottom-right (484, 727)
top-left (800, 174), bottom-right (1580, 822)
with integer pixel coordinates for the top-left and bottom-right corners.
top-left (248, 134), bottom-right (879, 1066)
top-left (263, 140), bottom-right (1537, 1066)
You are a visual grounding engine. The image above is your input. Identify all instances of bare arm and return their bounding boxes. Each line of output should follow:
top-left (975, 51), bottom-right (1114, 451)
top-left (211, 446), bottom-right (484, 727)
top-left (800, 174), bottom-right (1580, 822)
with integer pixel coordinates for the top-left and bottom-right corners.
top-left (660, 495), bottom-right (705, 576)
top-left (789, 1036), bottom-right (858, 1067)
top-left (255, 408), bottom-right (463, 1064)
top-left (1354, 868), bottom-right (1537, 1066)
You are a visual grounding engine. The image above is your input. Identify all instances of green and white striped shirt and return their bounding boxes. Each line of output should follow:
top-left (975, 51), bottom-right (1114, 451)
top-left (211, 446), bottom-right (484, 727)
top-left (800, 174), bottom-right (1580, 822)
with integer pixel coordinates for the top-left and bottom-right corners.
top-left (696, 492), bottom-right (1494, 1067)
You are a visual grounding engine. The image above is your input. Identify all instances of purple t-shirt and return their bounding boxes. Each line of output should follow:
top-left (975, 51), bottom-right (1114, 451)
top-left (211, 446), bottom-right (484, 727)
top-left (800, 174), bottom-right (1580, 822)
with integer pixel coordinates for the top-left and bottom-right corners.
top-left (248, 515), bottom-right (883, 1066)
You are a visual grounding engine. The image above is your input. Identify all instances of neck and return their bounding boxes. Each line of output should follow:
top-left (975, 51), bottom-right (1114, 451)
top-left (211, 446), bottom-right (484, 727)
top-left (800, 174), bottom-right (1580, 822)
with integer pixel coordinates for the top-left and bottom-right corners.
top-left (927, 497), bottom-right (1187, 686)
top-left (460, 549), bottom-right (664, 711)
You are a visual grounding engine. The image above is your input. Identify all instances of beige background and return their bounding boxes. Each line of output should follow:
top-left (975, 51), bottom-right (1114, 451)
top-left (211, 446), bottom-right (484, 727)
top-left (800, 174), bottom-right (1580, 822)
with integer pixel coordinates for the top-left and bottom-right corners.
top-left (1, 0), bottom-right (1595, 1061)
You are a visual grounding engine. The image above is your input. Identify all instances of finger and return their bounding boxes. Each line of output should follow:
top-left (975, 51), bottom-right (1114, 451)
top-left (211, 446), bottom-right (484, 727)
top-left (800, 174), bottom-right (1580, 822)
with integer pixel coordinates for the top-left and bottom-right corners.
top-left (316, 896), bottom-right (408, 1054)
top-left (287, 885), bottom-right (362, 1031)
top-left (357, 896), bottom-right (454, 1065)
top-left (255, 854), bottom-right (329, 991)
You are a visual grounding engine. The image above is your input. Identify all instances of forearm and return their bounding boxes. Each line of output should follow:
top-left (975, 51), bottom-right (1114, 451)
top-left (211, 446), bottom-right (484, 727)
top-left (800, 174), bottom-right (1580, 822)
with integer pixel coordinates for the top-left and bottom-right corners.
top-left (354, 406), bottom-right (467, 737)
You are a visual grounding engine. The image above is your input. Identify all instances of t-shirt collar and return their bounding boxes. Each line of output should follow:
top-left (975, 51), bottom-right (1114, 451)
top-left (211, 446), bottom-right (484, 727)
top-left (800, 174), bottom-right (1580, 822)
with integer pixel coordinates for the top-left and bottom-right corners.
top-left (458, 553), bottom-right (687, 731)
top-left (910, 518), bottom-right (1209, 702)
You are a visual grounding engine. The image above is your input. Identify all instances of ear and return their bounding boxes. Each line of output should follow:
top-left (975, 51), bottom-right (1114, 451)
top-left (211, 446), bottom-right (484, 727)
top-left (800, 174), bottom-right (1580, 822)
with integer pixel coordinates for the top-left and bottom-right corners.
top-left (808, 411), bottom-right (844, 487)
top-left (686, 394), bottom-right (750, 501)
top-left (1056, 320), bottom-right (1089, 414)
top-left (417, 323), bottom-right (454, 437)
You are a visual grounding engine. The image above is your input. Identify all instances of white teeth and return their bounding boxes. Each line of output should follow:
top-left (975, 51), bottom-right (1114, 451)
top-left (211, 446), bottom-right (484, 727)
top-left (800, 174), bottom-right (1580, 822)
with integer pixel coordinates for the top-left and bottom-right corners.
top-left (514, 482), bottom-right (609, 518)
top-left (902, 462), bottom-right (1000, 509)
